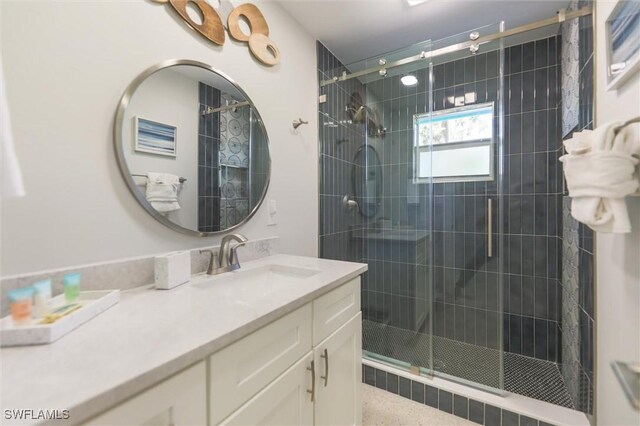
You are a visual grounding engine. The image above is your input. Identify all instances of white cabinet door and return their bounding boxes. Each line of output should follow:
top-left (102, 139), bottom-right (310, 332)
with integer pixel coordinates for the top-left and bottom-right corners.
top-left (210, 304), bottom-right (312, 424)
top-left (87, 362), bottom-right (207, 426)
top-left (313, 278), bottom-right (361, 346)
top-left (221, 353), bottom-right (314, 426)
top-left (314, 313), bottom-right (362, 426)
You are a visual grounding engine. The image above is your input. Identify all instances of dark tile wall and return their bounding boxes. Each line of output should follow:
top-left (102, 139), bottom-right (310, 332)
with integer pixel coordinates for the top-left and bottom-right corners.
top-left (430, 36), bottom-right (564, 362)
top-left (560, 0), bottom-right (595, 414)
top-left (317, 41), bottom-right (367, 265)
top-left (575, 222), bottom-right (594, 414)
top-left (363, 363), bottom-right (557, 426)
top-left (250, 116), bottom-right (269, 210)
top-left (500, 36), bottom-right (564, 362)
top-left (318, 29), bottom-right (586, 403)
top-left (320, 37), bottom-right (564, 359)
top-left (318, 41), bottom-right (433, 338)
top-left (357, 71), bottom-right (432, 335)
top-left (430, 48), bottom-right (503, 352)
top-left (198, 82), bottom-right (221, 232)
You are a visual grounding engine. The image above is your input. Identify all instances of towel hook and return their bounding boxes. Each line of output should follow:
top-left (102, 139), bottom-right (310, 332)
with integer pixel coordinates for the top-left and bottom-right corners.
top-left (292, 118), bottom-right (309, 130)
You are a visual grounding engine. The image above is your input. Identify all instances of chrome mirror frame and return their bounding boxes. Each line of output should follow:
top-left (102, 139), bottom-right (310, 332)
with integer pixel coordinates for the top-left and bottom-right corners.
top-left (114, 59), bottom-right (271, 237)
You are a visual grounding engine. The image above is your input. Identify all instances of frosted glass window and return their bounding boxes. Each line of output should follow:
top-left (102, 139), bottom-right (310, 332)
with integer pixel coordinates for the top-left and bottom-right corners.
top-left (419, 145), bottom-right (491, 178)
top-left (415, 102), bottom-right (494, 183)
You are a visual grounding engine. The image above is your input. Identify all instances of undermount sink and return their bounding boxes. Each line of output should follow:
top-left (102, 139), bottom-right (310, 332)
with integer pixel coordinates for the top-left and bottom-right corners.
top-left (193, 263), bottom-right (322, 288)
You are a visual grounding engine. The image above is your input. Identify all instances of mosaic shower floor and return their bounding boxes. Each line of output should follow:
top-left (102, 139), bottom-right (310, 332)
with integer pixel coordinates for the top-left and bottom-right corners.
top-left (363, 319), bottom-right (575, 409)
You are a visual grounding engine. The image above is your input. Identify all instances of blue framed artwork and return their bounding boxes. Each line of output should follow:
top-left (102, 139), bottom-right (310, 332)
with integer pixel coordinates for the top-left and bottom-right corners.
top-left (134, 117), bottom-right (177, 157)
top-left (606, 0), bottom-right (640, 90)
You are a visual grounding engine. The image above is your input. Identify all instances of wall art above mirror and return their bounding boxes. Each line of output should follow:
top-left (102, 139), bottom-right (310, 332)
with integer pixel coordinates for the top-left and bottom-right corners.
top-left (152, 0), bottom-right (281, 66)
top-left (114, 59), bottom-right (271, 236)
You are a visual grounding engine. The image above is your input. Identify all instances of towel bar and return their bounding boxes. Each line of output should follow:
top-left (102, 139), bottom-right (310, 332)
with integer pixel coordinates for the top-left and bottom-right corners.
top-left (131, 174), bottom-right (186, 183)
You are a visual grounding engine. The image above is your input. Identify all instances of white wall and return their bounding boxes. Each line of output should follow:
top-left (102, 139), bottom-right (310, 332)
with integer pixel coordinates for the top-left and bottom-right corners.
top-left (594, 1), bottom-right (640, 424)
top-left (124, 69), bottom-right (199, 230)
top-left (0, 0), bottom-right (319, 276)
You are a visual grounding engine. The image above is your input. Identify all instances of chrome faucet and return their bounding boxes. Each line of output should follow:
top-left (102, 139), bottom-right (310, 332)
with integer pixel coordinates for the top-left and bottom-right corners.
top-left (219, 233), bottom-right (248, 270)
top-left (200, 233), bottom-right (248, 275)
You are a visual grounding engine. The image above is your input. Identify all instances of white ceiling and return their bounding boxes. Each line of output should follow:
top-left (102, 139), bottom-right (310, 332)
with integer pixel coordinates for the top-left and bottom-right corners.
top-left (278, 0), bottom-right (570, 64)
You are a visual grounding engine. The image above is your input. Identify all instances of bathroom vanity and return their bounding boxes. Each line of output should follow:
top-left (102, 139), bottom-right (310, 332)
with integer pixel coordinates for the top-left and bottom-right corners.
top-left (0, 255), bottom-right (366, 425)
top-left (0, 59), bottom-right (372, 425)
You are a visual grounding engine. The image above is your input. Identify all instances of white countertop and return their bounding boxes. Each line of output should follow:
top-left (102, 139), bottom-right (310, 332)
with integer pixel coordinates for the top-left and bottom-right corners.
top-left (0, 255), bottom-right (367, 425)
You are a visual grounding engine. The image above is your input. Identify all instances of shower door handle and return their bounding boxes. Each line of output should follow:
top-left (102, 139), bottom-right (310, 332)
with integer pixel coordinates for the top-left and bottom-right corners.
top-left (487, 198), bottom-right (493, 258)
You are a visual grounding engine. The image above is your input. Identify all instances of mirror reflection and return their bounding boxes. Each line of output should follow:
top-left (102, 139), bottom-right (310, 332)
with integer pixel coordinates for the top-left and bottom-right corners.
top-left (118, 62), bottom-right (270, 235)
top-left (352, 145), bottom-right (382, 218)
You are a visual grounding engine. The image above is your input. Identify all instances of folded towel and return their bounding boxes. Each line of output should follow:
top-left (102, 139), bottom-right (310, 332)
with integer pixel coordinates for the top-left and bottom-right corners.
top-left (560, 121), bottom-right (640, 233)
top-left (146, 172), bottom-right (181, 213)
top-left (612, 121), bottom-right (640, 194)
top-left (1, 59), bottom-right (25, 199)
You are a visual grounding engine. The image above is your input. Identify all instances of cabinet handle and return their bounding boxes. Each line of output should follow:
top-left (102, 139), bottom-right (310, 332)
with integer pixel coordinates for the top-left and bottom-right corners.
top-left (320, 348), bottom-right (329, 387)
top-left (487, 198), bottom-right (493, 258)
top-left (307, 360), bottom-right (315, 402)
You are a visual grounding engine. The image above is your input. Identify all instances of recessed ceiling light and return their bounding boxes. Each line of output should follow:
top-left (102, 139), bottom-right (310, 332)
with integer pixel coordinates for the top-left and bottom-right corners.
top-left (401, 75), bottom-right (418, 86)
top-left (406, 0), bottom-right (429, 6)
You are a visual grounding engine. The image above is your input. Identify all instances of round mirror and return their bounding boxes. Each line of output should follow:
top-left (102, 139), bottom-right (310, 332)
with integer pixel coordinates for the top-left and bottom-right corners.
top-left (352, 145), bottom-right (382, 218)
top-left (115, 60), bottom-right (270, 236)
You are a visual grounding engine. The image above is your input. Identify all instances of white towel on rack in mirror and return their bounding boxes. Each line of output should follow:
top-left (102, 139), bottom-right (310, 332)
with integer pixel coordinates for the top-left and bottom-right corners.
top-left (146, 172), bottom-right (181, 214)
top-left (560, 121), bottom-right (640, 233)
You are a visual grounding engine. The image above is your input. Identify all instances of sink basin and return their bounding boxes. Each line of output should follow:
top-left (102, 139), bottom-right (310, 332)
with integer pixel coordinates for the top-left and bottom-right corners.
top-left (193, 263), bottom-right (322, 288)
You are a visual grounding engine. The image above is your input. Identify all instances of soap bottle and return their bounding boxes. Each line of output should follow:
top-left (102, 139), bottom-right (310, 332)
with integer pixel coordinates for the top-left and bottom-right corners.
top-left (32, 279), bottom-right (52, 317)
top-left (63, 273), bottom-right (81, 303)
top-left (7, 287), bottom-right (34, 326)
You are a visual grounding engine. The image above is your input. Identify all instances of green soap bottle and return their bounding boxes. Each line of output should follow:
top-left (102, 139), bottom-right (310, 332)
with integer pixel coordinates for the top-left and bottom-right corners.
top-left (63, 273), bottom-right (81, 303)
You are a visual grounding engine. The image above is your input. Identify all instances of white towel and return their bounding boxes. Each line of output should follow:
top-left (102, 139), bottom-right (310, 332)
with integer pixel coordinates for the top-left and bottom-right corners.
top-left (146, 172), bottom-right (181, 214)
top-left (1, 58), bottom-right (25, 199)
top-left (560, 121), bottom-right (640, 233)
top-left (612, 121), bottom-right (640, 193)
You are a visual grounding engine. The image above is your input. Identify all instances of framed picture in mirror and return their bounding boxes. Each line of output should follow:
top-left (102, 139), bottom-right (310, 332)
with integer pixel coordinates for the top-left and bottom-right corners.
top-left (134, 117), bottom-right (177, 157)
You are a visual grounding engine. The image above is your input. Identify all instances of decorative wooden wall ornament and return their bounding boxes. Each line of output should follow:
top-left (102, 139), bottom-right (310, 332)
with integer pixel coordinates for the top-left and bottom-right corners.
top-left (227, 4), bottom-right (269, 42)
top-left (168, 0), bottom-right (225, 46)
top-left (154, 1), bottom-right (281, 66)
top-left (248, 33), bottom-right (281, 66)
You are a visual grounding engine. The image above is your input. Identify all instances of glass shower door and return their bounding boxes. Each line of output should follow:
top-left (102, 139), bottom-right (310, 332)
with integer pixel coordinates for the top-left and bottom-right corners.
top-left (423, 23), bottom-right (505, 391)
top-left (327, 22), bottom-right (506, 393)
top-left (348, 40), bottom-right (435, 375)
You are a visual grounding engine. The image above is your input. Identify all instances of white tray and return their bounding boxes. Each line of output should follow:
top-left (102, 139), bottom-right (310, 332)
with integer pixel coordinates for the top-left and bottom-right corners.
top-left (0, 290), bottom-right (120, 347)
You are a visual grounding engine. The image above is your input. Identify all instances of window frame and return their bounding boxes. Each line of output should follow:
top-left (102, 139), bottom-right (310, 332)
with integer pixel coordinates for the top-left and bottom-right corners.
top-left (413, 101), bottom-right (495, 184)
